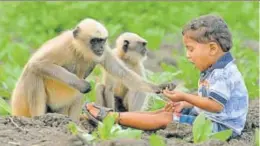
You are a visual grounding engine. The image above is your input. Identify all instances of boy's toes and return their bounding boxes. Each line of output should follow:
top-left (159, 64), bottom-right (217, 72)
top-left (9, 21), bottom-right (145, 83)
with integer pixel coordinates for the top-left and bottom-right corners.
top-left (86, 102), bottom-right (94, 111)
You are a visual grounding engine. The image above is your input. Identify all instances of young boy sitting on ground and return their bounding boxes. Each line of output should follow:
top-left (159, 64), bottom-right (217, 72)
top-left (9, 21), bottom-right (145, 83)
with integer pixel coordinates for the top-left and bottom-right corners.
top-left (84, 14), bottom-right (248, 138)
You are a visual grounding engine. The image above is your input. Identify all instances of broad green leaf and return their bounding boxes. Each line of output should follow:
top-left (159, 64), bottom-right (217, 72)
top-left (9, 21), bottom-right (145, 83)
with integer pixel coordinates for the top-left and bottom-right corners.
top-left (210, 129), bottom-right (232, 142)
top-left (0, 97), bottom-right (11, 115)
top-left (149, 134), bottom-right (166, 146)
top-left (113, 128), bottom-right (142, 139)
top-left (199, 118), bottom-right (213, 142)
top-left (192, 113), bottom-right (208, 143)
top-left (146, 70), bottom-right (181, 84)
top-left (0, 87), bottom-right (10, 98)
top-left (98, 114), bottom-right (117, 140)
top-left (67, 122), bottom-right (78, 135)
top-left (148, 95), bottom-right (166, 111)
top-left (111, 124), bottom-right (122, 134)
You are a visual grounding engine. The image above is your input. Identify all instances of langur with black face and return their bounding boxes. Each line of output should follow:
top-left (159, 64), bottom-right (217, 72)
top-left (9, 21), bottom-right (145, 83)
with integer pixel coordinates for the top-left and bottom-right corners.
top-left (11, 18), bottom-right (171, 121)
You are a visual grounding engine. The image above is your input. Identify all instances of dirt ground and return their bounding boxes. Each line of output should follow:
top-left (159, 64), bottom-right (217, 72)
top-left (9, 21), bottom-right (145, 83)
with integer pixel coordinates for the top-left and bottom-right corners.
top-left (0, 99), bottom-right (258, 146)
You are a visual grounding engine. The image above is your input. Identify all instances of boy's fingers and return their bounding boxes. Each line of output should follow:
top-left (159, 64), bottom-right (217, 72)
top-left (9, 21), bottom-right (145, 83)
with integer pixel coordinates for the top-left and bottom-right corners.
top-left (162, 90), bottom-right (170, 97)
top-left (165, 102), bottom-right (170, 107)
top-left (163, 90), bottom-right (175, 97)
top-left (164, 89), bottom-right (175, 94)
top-left (168, 90), bottom-right (176, 94)
top-left (171, 107), bottom-right (175, 112)
top-left (175, 107), bottom-right (182, 113)
top-left (163, 91), bottom-right (171, 98)
top-left (173, 102), bottom-right (181, 106)
top-left (166, 106), bottom-right (174, 112)
top-left (165, 104), bottom-right (171, 111)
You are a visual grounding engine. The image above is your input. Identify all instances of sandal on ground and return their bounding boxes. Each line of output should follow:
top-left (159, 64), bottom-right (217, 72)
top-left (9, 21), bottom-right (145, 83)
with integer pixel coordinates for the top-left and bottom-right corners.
top-left (82, 102), bottom-right (113, 126)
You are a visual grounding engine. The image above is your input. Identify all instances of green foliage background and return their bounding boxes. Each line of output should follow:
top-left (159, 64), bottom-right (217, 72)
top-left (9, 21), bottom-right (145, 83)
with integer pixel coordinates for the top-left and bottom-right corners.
top-left (0, 2), bottom-right (259, 115)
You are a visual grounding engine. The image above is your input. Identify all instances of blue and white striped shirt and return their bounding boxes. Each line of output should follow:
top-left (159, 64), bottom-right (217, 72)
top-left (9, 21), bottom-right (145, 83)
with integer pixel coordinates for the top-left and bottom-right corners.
top-left (195, 52), bottom-right (248, 135)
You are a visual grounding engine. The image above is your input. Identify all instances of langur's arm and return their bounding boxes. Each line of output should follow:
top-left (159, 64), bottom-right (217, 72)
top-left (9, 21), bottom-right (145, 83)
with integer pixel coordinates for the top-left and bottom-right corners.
top-left (101, 50), bottom-right (159, 93)
top-left (28, 61), bottom-right (90, 93)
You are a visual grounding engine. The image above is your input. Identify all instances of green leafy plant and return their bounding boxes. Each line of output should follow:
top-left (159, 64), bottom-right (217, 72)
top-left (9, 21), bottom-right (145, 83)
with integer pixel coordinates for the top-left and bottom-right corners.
top-left (193, 113), bottom-right (232, 143)
top-left (149, 133), bottom-right (166, 146)
top-left (160, 57), bottom-right (199, 91)
top-left (67, 114), bottom-right (143, 143)
top-left (67, 122), bottom-right (79, 135)
top-left (0, 97), bottom-right (11, 115)
top-left (67, 121), bottom-right (97, 142)
top-left (94, 114), bottom-right (143, 141)
top-left (146, 69), bottom-right (182, 85)
top-left (144, 68), bottom-right (190, 111)
top-left (231, 38), bottom-right (259, 98)
top-left (144, 94), bottom-right (167, 111)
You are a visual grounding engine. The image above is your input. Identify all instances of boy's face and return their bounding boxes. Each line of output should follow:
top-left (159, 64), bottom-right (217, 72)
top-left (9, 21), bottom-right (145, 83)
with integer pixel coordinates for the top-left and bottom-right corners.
top-left (183, 34), bottom-right (214, 71)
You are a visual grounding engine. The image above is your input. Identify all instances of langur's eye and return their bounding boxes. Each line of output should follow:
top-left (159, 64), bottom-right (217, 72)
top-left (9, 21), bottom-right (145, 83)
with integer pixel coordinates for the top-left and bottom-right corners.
top-left (90, 38), bottom-right (106, 45)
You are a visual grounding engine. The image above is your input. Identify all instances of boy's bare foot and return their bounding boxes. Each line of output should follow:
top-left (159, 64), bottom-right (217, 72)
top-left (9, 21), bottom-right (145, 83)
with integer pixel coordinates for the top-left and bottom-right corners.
top-left (85, 103), bottom-right (100, 118)
top-left (83, 102), bottom-right (115, 125)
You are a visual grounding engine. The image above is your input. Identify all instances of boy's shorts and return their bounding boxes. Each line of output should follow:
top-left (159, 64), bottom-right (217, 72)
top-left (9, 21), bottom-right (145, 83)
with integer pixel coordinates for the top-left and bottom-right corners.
top-left (172, 108), bottom-right (238, 138)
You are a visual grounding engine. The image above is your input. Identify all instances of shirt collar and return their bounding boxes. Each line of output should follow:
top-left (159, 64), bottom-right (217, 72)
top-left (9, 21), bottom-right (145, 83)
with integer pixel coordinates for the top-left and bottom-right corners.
top-left (200, 52), bottom-right (234, 80)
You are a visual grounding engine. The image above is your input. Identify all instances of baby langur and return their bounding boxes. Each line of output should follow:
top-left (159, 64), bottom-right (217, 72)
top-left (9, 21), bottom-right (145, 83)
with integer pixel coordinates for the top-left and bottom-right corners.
top-left (11, 18), bottom-right (172, 121)
top-left (95, 32), bottom-right (176, 111)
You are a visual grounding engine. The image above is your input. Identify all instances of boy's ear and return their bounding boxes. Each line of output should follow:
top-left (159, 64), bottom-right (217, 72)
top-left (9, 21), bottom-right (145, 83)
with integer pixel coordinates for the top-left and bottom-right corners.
top-left (209, 42), bottom-right (219, 55)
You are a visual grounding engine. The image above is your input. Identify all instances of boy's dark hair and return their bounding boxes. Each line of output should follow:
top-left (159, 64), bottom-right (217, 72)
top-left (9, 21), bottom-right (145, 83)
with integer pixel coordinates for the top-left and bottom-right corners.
top-left (182, 14), bottom-right (232, 52)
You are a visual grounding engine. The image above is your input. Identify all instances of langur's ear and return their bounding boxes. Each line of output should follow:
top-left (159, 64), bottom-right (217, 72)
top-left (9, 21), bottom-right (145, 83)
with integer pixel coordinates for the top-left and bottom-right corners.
top-left (123, 40), bottom-right (129, 52)
top-left (73, 26), bottom-right (80, 38)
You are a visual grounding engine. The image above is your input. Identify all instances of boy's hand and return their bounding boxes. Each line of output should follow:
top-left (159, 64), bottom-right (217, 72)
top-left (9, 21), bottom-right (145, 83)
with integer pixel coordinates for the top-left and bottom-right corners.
top-left (156, 82), bottom-right (176, 94)
top-left (172, 102), bottom-right (185, 113)
top-left (164, 102), bottom-right (175, 112)
top-left (163, 89), bottom-right (186, 102)
top-left (164, 101), bottom-right (185, 113)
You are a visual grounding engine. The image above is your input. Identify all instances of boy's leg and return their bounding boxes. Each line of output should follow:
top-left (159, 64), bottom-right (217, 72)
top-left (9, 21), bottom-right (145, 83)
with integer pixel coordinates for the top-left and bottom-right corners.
top-left (119, 111), bottom-right (172, 130)
top-left (86, 104), bottom-right (173, 130)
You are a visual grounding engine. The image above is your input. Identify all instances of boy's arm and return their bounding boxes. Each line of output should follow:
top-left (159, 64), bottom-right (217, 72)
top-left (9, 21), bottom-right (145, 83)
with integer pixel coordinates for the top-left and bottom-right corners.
top-left (163, 69), bottom-right (233, 113)
top-left (182, 101), bottom-right (194, 108)
top-left (163, 90), bottom-right (223, 113)
top-left (182, 93), bottom-right (223, 113)
top-left (182, 92), bottom-right (197, 108)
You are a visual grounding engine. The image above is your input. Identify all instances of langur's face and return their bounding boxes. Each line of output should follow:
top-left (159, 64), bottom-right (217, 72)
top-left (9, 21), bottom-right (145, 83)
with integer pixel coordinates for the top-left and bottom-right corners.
top-left (123, 40), bottom-right (147, 57)
top-left (116, 33), bottom-right (148, 63)
top-left (122, 39), bottom-right (148, 63)
top-left (73, 18), bottom-right (109, 57)
top-left (89, 37), bottom-right (107, 56)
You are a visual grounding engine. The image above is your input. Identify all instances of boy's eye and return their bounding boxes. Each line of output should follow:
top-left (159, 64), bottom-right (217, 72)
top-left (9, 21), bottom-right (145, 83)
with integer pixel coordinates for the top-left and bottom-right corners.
top-left (188, 48), bottom-right (194, 52)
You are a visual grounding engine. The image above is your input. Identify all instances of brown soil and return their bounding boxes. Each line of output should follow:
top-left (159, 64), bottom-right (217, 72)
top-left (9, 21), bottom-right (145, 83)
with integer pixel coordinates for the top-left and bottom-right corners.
top-left (0, 99), bottom-right (258, 146)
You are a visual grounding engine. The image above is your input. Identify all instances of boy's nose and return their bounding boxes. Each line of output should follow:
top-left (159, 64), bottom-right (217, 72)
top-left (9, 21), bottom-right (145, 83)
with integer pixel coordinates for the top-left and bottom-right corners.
top-left (186, 52), bottom-right (191, 59)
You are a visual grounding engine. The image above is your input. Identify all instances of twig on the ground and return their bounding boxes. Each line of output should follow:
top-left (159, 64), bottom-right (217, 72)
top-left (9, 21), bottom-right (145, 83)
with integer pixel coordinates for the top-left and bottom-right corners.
top-left (8, 117), bottom-right (25, 132)
top-left (8, 141), bottom-right (20, 146)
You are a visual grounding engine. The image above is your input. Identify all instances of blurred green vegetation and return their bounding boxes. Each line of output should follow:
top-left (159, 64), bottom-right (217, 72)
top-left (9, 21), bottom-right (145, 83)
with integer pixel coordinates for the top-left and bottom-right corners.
top-left (0, 2), bottom-right (258, 114)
